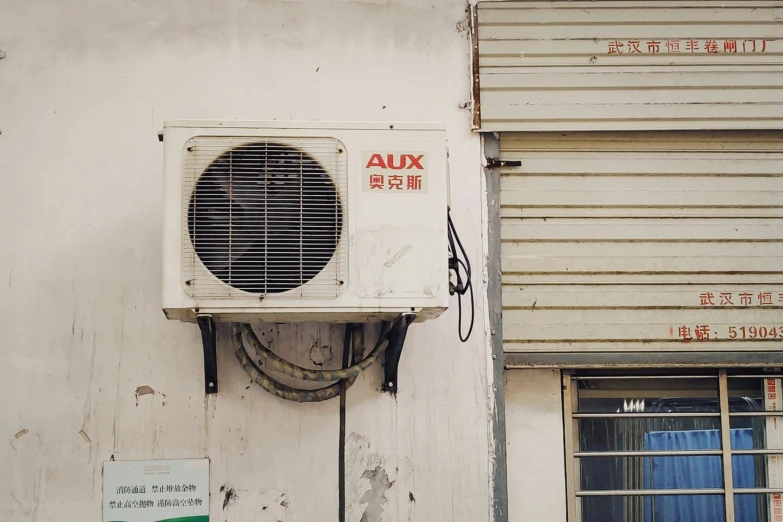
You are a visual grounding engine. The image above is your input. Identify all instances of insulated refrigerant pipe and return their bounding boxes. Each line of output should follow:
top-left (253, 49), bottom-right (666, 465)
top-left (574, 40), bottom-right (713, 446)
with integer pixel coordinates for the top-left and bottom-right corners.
top-left (238, 320), bottom-right (394, 382)
top-left (231, 318), bottom-right (396, 402)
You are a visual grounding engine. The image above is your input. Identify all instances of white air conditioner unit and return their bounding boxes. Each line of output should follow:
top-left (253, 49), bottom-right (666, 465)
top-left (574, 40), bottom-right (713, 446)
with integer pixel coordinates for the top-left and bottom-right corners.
top-left (161, 120), bottom-right (450, 324)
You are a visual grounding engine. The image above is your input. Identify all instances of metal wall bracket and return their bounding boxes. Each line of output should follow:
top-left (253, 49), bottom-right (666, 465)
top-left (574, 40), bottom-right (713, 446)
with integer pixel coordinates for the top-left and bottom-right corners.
top-left (485, 157), bottom-right (522, 169)
top-left (197, 316), bottom-right (218, 395)
top-left (382, 314), bottom-right (415, 394)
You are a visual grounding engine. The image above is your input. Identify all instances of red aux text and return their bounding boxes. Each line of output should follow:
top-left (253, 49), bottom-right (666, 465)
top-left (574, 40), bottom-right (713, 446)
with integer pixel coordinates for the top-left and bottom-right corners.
top-left (365, 154), bottom-right (424, 170)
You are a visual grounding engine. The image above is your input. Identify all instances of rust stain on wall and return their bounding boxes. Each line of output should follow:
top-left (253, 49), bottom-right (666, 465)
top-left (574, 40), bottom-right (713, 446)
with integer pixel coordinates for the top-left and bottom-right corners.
top-left (469, 3), bottom-right (481, 130)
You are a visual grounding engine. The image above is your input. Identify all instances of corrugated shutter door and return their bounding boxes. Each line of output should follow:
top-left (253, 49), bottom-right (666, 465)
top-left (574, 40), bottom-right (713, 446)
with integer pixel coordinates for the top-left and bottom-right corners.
top-left (477, 1), bottom-right (783, 131)
top-left (499, 131), bottom-right (783, 364)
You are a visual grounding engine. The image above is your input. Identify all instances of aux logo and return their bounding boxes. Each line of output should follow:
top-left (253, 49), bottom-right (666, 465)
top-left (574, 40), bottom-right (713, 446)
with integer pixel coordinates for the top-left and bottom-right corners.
top-left (365, 153), bottom-right (425, 170)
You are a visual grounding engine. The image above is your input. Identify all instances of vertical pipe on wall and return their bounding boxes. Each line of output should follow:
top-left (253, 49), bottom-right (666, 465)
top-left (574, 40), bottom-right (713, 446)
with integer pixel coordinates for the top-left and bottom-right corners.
top-left (483, 132), bottom-right (508, 521)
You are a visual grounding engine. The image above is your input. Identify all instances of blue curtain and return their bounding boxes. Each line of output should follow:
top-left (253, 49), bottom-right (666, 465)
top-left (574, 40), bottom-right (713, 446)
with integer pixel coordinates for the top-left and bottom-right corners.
top-left (643, 428), bottom-right (756, 522)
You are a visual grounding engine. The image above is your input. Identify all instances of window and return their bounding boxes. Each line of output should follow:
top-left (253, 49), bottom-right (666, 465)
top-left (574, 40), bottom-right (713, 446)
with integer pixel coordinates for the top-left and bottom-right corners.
top-left (564, 370), bottom-right (783, 522)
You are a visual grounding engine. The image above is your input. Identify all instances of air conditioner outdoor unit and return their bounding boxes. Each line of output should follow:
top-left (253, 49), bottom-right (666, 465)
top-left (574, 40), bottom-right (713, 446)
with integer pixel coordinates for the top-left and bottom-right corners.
top-left (161, 120), bottom-right (450, 325)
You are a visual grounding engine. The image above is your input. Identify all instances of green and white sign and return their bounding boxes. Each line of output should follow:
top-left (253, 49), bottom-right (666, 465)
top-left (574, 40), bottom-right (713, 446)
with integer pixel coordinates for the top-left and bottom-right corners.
top-left (103, 458), bottom-right (209, 522)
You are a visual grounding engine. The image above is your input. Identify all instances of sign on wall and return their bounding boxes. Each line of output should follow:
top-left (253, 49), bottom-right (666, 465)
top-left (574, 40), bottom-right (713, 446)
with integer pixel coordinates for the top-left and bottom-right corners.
top-left (103, 458), bottom-right (209, 522)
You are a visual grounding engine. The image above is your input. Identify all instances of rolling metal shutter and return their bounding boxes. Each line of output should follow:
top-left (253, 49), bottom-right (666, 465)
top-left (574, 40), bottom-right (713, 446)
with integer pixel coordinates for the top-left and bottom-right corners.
top-left (499, 131), bottom-right (783, 366)
top-left (477, 1), bottom-right (783, 131)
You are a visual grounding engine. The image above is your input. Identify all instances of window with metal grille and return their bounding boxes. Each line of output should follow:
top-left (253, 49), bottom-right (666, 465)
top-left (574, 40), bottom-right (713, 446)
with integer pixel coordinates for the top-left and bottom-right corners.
top-left (564, 370), bottom-right (783, 522)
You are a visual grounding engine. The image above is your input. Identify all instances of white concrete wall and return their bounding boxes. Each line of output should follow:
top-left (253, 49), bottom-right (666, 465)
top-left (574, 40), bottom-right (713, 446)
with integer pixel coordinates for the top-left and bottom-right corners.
top-left (506, 370), bottom-right (567, 522)
top-left (0, 1), bottom-right (493, 521)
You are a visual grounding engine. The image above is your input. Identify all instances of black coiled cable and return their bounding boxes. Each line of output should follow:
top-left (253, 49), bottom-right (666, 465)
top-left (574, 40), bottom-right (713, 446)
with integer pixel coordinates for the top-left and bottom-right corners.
top-left (447, 211), bottom-right (474, 342)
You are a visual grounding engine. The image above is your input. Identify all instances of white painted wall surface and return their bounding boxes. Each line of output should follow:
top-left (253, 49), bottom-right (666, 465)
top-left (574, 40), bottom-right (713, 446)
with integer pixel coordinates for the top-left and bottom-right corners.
top-left (0, 1), bottom-right (493, 521)
top-left (505, 370), bottom-right (567, 522)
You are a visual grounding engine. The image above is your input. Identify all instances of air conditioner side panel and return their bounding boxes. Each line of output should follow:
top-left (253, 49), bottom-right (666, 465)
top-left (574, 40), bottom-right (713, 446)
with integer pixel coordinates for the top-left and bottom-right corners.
top-left (352, 136), bottom-right (449, 307)
top-left (161, 126), bottom-right (194, 317)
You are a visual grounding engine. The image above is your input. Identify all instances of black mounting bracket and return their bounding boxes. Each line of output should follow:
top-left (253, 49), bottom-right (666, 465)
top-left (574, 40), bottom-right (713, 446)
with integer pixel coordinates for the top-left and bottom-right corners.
top-left (382, 314), bottom-right (415, 394)
top-left (197, 316), bottom-right (218, 395)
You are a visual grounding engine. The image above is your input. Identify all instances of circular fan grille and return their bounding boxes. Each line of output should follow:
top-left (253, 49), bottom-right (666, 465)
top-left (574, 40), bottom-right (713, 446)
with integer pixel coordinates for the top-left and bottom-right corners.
top-left (188, 142), bottom-right (342, 294)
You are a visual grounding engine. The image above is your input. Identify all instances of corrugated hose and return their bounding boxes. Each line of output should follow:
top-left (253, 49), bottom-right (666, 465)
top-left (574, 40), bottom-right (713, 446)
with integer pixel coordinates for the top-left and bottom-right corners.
top-left (232, 318), bottom-right (396, 403)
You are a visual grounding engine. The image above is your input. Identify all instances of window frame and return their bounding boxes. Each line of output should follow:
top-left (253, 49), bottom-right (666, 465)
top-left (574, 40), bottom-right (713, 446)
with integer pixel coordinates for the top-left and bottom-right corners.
top-left (563, 369), bottom-right (783, 522)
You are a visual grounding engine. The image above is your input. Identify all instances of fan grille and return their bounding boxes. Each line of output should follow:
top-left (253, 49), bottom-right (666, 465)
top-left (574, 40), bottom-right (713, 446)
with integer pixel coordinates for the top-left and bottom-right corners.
top-left (182, 136), bottom-right (348, 298)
